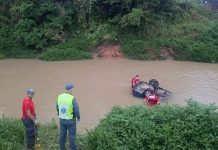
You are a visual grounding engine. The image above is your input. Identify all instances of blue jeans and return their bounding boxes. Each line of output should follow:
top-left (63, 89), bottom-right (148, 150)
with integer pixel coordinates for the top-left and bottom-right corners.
top-left (22, 118), bottom-right (37, 149)
top-left (59, 120), bottom-right (77, 150)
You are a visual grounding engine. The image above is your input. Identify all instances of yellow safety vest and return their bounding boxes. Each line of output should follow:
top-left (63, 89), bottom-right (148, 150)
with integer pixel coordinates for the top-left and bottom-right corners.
top-left (57, 93), bottom-right (74, 120)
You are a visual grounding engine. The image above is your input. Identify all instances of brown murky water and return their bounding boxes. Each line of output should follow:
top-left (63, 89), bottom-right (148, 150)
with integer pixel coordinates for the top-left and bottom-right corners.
top-left (0, 59), bottom-right (218, 132)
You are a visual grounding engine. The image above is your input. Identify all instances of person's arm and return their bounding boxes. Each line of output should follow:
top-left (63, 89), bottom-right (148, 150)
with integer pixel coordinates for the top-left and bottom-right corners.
top-left (145, 95), bottom-right (149, 101)
top-left (26, 109), bottom-right (35, 120)
top-left (56, 102), bottom-right (59, 115)
top-left (145, 96), bottom-right (149, 105)
top-left (156, 96), bottom-right (159, 101)
top-left (155, 96), bottom-right (159, 105)
top-left (136, 79), bottom-right (140, 84)
top-left (73, 98), bottom-right (80, 121)
top-left (24, 102), bottom-right (37, 123)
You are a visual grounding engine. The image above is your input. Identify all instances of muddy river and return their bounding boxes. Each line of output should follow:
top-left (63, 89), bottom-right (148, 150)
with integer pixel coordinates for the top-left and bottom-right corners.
top-left (0, 59), bottom-right (218, 132)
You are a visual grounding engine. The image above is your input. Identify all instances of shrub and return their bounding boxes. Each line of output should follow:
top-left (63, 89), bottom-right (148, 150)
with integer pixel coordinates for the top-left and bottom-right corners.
top-left (120, 8), bottom-right (144, 30)
top-left (35, 120), bottom-right (90, 150)
top-left (14, 19), bottom-right (46, 50)
top-left (121, 40), bottom-right (150, 60)
top-left (0, 26), bottom-right (15, 54)
top-left (120, 35), bottom-right (150, 60)
top-left (146, 37), bottom-right (218, 63)
top-left (0, 0), bottom-right (218, 62)
top-left (4, 47), bottom-right (37, 59)
top-left (86, 23), bottom-right (118, 46)
top-left (39, 47), bottom-right (92, 61)
top-left (0, 25), bottom-right (37, 58)
top-left (0, 118), bottom-right (84, 150)
top-left (39, 36), bottom-right (93, 61)
top-left (0, 118), bottom-right (25, 150)
top-left (0, 53), bottom-right (4, 59)
top-left (84, 100), bottom-right (218, 150)
top-left (36, 120), bottom-right (59, 150)
top-left (118, 19), bottom-right (216, 63)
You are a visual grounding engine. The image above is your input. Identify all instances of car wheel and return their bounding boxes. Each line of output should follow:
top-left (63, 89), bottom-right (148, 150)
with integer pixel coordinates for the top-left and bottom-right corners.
top-left (149, 79), bottom-right (159, 90)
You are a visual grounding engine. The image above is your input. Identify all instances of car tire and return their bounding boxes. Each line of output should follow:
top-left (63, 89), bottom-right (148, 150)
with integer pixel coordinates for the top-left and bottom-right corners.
top-left (149, 79), bottom-right (159, 90)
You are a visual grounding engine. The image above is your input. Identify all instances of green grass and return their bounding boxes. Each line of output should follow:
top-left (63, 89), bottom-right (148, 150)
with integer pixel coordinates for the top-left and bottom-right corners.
top-left (83, 100), bottom-right (218, 150)
top-left (0, 118), bottom-right (25, 150)
top-left (0, 52), bottom-right (4, 59)
top-left (2, 100), bottom-right (217, 150)
top-left (0, 118), bottom-right (85, 150)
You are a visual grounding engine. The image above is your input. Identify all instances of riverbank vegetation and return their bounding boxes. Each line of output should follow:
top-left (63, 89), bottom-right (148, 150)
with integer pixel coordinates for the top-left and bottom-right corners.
top-left (0, 100), bottom-right (217, 149)
top-left (0, 118), bottom-right (84, 150)
top-left (0, 0), bottom-right (218, 62)
top-left (83, 100), bottom-right (218, 149)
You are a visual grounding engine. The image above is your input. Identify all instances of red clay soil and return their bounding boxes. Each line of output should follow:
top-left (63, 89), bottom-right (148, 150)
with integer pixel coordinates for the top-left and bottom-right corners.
top-left (94, 43), bottom-right (174, 59)
top-left (94, 44), bottom-right (124, 59)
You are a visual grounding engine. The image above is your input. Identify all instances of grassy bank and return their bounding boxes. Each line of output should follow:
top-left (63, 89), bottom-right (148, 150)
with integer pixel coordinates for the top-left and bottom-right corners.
top-left (0, 100), bottom-right (217, 149)
top-left (39, 36), bottom-right (93, 61)
top-left (83, 100), bottom-right (218, 149)
top-left (39, 18), bottom-right (218, 62)
top-left (119, 18), bottom-right (218, 63)
top-left (1, 1), bottom-right (218, 63)
top-left (0, 118), bottom-right (25, 149)
top-left (0, 118), bottom-right (85, 150)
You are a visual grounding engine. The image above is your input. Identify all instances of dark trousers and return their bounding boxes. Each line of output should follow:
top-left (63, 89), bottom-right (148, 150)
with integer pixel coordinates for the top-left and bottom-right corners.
top-left (60, 122), bottom-right (77, 150)
top-left (22, 118), bottom-right (37, 149)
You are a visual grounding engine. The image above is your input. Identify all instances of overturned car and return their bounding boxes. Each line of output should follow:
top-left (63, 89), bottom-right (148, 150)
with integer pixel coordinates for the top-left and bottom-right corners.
top-left (132, 79), bottom-right (171, 101)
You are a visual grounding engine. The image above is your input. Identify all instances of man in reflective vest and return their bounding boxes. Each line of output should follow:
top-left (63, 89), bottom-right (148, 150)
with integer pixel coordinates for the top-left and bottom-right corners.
top-left (57, 83), bottom-right (80, 150)
top-left (145, 91), bottom-right (159, 107)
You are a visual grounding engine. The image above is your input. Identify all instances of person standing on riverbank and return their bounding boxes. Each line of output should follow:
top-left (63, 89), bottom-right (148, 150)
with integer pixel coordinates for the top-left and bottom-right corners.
top-left (57, 83), bottom-right (80, 150)
top-left (21, 88), bottom-right (38, 149)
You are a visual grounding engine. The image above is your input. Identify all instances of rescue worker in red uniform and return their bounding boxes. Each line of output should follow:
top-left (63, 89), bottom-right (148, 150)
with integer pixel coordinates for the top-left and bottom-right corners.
top-left (21, 89), bottom-right (38, 149)
top-left (131, 75), bottom-right (140, 88)
top-left (145, 91), bottom-right (159, 107)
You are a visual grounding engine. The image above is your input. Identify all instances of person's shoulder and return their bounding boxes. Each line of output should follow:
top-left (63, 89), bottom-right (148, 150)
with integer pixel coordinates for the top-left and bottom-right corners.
top-left (58, 93), bottom-right (65, 96)
top-left (23, 97), bottom-right (29, 102)
top-left (23, 98), bottom-right (31, 105)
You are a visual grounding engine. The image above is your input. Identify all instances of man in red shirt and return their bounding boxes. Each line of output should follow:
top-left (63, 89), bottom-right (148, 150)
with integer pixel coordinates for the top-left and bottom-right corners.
top-left (131, 75), bottom-right (140, 88)
top-left (22, 88), bottom-right (37, 149)
top-left (145, 91), bottom-right (159, 107)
